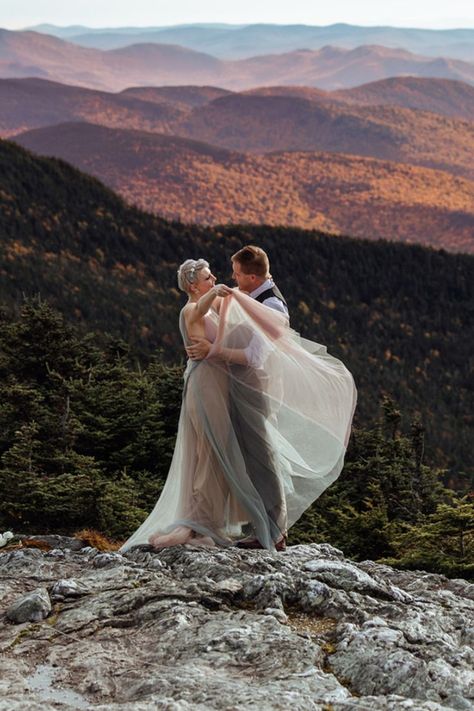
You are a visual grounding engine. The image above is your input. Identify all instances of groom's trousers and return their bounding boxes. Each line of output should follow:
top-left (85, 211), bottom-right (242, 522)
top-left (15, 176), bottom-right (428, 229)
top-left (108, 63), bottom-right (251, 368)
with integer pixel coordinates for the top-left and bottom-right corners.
top-left (229, 365), bottom-right (287, 541)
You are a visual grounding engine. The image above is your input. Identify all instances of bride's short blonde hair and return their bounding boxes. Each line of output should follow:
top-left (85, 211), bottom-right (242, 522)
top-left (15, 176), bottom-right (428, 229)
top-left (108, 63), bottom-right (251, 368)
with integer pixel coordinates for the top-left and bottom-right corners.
top-left (177, 259), bottom-right (209, 293)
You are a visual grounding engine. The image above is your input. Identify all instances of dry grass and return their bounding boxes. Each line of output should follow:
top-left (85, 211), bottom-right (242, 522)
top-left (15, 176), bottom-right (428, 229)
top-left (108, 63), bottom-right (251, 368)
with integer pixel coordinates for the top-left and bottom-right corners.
top-left (0, 538), bottom-right (53, 553)
top-left (19, 538), bottom-right (53, 551)
top-left (73, 528), bottom-right (122, 551)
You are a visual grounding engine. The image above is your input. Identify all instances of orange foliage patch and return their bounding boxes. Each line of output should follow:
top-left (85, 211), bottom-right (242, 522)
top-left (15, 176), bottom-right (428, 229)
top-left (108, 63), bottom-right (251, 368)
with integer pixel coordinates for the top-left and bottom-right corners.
top-left (73, 528), bottom-right (122, 551)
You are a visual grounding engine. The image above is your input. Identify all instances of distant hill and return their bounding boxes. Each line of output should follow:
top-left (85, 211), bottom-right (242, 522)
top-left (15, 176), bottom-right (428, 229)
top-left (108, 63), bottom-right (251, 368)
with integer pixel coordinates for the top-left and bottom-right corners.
top-left (120, 85), bottom-right (231, 108)
top-left (1, 138), bottom-right (472, 480)
top-left (2, 29), bottom-right (474, 91)
top-left (0, 78), bottom-right (234, 138)
top-left (27, 23), bottom-right (474, 62)
top-left (0, 77), bottom-right (186, 137)
top-left (243, 85), bottom-right (331, 102)
top-left (246, 78), bottom-right (474, 123)
top-left (0, 29), bottom-right (223, 91)
top-left (15, 122), bottom-right (474, 253)
top-left (173, 92), bottom-right (474, 180)
top-left (231, 45), bottom-right (474, 91)
top-left (0, 28), bottom-right (111, 88)
top-left (334, 77), bottom-right (474, 122)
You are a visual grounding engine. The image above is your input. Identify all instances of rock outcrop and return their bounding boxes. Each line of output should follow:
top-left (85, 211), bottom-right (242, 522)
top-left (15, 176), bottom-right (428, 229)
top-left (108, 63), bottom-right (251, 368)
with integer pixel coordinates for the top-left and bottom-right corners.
top-left (1, 540), bottom-right (473, 710)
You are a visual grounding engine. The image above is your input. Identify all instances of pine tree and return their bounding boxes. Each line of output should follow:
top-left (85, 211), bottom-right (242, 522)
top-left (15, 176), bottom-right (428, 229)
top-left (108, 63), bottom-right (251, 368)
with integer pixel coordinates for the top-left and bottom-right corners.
top-left (382, 498), bottom-right (474, 578)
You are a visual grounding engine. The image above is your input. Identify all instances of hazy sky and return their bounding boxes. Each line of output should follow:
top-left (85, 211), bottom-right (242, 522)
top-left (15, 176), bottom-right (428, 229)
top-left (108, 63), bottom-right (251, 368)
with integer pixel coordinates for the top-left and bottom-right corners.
top-left (2, 0), bottom-right (473, 30)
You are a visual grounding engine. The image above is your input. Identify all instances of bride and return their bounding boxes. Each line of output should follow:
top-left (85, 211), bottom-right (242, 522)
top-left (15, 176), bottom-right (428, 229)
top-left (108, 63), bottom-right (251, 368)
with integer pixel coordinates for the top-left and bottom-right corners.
top-left (120, 258), bottom-right (356, 553)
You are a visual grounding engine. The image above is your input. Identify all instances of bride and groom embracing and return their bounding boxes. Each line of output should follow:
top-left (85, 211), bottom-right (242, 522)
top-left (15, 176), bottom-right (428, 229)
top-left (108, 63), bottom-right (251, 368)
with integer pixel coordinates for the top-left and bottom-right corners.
top-left (120, 245), bottom-right (356, 553)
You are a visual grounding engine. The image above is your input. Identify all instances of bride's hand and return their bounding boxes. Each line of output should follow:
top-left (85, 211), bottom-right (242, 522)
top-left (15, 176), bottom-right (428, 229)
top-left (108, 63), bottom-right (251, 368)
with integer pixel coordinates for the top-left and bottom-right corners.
top-left (214, 284), bottom-right (233, 297)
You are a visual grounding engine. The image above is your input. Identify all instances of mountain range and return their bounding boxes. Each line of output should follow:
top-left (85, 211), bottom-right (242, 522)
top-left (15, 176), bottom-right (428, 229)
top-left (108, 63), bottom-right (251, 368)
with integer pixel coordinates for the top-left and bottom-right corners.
top-left (4, 77), bottom-right (474, 174)
top-left (27, 23), bottom-right (474, 62)
top-left (1, 27), bottom-right (473, 253)
top-left (3, 76), bottom-right (474, 139)
top-left (7, 74), bottom-right (473, 253)
top-left (1, 29), bottom-right (474, 91)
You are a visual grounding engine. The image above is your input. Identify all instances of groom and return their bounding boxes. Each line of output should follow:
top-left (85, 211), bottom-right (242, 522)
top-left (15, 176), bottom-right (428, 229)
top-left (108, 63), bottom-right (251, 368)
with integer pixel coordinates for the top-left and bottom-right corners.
top-left (186, 245), bottom-right (288, 550)
top-left (230, 245), bottom-right (289, 320)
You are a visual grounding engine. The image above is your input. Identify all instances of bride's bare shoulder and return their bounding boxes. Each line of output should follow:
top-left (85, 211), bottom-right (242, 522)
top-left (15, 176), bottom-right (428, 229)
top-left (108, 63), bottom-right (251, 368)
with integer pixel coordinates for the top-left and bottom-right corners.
top-left (181, 302), bottom-right (200, 324)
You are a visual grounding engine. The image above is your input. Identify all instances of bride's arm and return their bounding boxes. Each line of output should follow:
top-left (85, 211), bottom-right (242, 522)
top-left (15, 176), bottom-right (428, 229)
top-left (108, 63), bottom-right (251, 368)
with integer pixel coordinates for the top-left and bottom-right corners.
top-left (212, 296), bottom-right (223, 314)
top-left (188, 284), bottom-right (232, 323)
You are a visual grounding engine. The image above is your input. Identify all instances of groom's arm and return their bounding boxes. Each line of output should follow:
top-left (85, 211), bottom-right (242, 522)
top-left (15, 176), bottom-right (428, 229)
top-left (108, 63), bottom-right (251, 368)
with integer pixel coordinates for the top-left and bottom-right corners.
top-left (186, 337), bottom-right (249, 366)
top-left (186, 337), bottom-right (211, 360)
top-left (186, 334), bottom-right (271, 369)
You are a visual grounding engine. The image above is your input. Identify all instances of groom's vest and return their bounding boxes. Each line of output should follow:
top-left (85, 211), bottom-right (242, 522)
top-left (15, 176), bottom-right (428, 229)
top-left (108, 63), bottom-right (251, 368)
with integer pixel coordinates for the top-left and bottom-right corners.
top-left (254, 285), bottom-right (287, 308)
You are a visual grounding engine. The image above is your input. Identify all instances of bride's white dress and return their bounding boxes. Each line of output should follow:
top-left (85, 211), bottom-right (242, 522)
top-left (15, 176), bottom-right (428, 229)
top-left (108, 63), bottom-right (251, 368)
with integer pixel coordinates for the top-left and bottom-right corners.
top-left (120, 290), bottom-right (356, 552)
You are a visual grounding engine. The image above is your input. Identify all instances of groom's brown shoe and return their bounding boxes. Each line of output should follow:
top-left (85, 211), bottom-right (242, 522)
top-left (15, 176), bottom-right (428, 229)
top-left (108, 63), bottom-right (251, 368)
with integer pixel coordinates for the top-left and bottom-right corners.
top-left (274, 536), bottom-right (287, 551)
top-left (236, 536), bottom-right (286, 551)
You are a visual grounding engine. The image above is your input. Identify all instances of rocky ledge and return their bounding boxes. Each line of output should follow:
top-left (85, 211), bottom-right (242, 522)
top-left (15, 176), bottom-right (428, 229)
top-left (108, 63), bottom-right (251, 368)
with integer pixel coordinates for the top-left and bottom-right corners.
top-left (0, 539), bottom-right (473, 710)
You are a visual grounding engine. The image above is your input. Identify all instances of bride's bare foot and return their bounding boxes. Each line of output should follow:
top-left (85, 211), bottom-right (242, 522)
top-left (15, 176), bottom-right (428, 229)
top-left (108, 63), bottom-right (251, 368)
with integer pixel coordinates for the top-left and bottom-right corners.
top-left (187, 535), bottom-right (216, 548)
top-left (148, 526), bottom-right (192, 549)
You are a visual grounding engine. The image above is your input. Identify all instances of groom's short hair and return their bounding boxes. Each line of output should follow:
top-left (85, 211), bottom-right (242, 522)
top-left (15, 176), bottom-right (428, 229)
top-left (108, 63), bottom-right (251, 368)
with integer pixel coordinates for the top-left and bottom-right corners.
top-left (231, 245), bottom-right (270, 278)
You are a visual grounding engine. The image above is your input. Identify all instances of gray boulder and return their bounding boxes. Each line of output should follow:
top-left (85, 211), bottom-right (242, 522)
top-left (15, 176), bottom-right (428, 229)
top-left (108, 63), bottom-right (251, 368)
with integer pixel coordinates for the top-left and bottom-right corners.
top-left (6, 588), bottom-right (51, 624)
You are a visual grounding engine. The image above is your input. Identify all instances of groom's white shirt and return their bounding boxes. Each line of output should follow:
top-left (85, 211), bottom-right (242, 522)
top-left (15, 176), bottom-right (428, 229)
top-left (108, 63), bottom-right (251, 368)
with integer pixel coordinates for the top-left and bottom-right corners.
top-left (249, 279), bottom-right (289, 318)
top-left (245, 279), bottom-right (289, 368)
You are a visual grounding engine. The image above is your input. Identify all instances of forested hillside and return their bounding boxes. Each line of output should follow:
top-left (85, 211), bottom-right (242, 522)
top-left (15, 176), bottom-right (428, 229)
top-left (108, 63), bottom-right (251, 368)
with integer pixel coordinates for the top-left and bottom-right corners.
top-left (14, 122), bottom-right (474, 252)
top-left (0, 139), bottom-right (472, 483)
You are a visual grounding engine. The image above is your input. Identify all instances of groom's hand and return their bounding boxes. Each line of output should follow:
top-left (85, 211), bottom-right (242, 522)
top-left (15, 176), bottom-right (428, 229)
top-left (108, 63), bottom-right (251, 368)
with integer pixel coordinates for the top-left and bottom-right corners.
top-left (186, 337), bottom-right (212, 360)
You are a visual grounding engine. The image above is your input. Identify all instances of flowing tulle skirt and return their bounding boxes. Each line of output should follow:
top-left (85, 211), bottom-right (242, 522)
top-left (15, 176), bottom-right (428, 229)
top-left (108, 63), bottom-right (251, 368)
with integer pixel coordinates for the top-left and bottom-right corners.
top-left (120, 291), bottom-right (357, 552)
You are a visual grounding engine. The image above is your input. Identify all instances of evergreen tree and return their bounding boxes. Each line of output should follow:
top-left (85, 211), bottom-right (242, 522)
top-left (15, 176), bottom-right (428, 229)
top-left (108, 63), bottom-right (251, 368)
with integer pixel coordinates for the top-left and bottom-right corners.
top-left (382, 498), bottom-right (474, 578)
